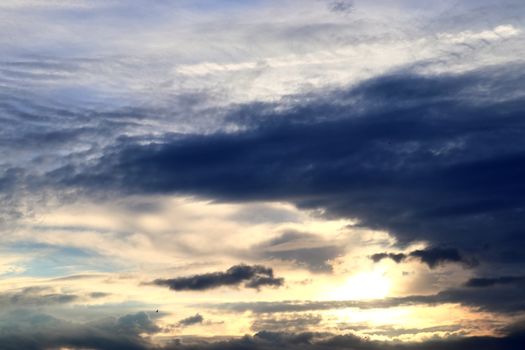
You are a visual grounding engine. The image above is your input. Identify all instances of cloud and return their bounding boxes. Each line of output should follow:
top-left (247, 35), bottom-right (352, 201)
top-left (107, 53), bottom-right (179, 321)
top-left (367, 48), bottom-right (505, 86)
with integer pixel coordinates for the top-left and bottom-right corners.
top-left (113, 311), bottom-right (161, 335)
top-left (327, 0), bottom-right (354, 15)
top-left (251, 231), bottom-right (345, 273)
top-left (251, 314), bottom-right (323, 332)
top-left (0, 310), bottom-right (158, 350)
top-left (202, 275), bottom-right (525, 314)
top-left (409, 248), bottom-right (466, 268)
top-left (465, 276), bottom-right (525, 288)
top-left (0, 314), bottom-right (524, 350)
top-left (438, 25), bottom-right (520, 44)
top-left (162, 329), bottom-right (525, 350)
top-left (151, 264), bottom-right (284, 291)
top-left (371, 247), bottom-right (477, 268)
top-left (57, 63), bottom-right (525, 267)
top-left (178, 314), bottom-right (204, 327)
top-left (0, 286), bottom-right (111, 308)
top-left (370, 252), bottom-right (407, 263)
top-left (363, 324), bottom-right (462, 338)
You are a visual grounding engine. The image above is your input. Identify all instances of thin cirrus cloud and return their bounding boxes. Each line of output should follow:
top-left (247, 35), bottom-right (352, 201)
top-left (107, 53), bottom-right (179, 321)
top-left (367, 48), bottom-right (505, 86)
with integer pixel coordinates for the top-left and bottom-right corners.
top-left (250, 231), bottom-right (345, 273)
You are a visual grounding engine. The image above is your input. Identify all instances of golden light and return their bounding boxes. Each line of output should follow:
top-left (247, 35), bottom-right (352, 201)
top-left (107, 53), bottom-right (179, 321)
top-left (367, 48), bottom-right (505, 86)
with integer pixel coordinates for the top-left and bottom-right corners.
top-left (328, 269), bottom-right (391, 301)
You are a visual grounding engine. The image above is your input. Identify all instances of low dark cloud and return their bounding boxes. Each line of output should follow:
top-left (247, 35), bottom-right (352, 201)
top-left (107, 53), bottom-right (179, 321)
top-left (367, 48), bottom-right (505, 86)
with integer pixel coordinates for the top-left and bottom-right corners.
top-left (371, 247), bottom-right (477, 268)
top-left (151, 264), bottom-right (284, 291)
top-left (162, 329), bottom-right (525, 350)
top-left (178, 314), bottom-right (204, 327)
top-left (0, 310), bottom-right (158, 350)
top-left (1, 310), bottom-right (524, 350)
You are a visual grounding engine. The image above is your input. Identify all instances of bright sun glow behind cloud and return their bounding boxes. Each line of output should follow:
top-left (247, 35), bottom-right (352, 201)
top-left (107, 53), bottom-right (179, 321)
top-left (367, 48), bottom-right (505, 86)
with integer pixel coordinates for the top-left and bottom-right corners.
top-left (328, 269), bottom-right (391, 301)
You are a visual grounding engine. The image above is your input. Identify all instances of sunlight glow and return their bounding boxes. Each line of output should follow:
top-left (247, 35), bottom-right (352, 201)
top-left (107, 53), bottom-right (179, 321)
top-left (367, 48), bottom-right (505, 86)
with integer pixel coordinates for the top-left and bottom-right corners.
top-left (328, 270), bottom-right (391, 301)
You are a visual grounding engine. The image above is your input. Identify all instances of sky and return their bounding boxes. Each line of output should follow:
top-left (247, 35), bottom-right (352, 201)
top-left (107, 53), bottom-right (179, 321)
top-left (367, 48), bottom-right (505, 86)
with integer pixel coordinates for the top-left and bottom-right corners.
top-left (1, 0), bottom-right (525, 349)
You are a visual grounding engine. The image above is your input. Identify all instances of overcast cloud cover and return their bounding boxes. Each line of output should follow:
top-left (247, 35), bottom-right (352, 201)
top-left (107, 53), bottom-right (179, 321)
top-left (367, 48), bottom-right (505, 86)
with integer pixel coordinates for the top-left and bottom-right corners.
top-left (1, 0), bottom-right (525, 349)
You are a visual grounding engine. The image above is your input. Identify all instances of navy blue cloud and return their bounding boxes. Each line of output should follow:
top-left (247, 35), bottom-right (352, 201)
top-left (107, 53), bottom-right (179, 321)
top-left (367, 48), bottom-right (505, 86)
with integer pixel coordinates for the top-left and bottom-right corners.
top-left (58, 64), bottom-right (525, 262)
top-left (371, 247), bottom-right (478, 268)
top-left (465, 275), bottom-right (525, 288)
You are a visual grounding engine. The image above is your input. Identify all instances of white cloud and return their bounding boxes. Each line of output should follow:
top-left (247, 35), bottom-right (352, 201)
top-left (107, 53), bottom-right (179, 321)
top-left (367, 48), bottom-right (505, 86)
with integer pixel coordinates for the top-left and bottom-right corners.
top-left (438, 24), bottom-right (520, 44)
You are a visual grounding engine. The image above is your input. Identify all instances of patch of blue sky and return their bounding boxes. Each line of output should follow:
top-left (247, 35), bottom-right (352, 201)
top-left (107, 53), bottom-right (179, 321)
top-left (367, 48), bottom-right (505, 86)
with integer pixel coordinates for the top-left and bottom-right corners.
top-left (5, 242), bottom-right (121, 278)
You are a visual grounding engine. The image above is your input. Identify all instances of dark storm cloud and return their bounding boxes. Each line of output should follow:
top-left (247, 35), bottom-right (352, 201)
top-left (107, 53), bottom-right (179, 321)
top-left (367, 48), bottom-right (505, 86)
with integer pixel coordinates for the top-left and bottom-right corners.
top-left (251, 231), bottom-right (344, 273)
top-left (178, 314), bottom-right (204, 327)
top-left (465, 275), bottom-right (525, 288)
top-left (409, 248), bottom-right (466, 268)
top-left (58, 63), bottom-right (525, 263)
top-left (151, 264), bottom-right (284, 291)
top-left (371, 247), bottom-right (477, 268)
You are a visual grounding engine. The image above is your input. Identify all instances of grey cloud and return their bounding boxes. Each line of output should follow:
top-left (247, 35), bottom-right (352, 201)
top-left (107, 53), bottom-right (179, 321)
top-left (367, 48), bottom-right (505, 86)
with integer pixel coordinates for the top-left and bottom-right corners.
top-left (178, 314), bottom-right (204, 327)
top-left (371, 247), bottom-right (477, 268)
top-left (362, 325), bottom-right (462, 338)
top-left (0, 310), bottom-right (158, 350)
top-left (114, 311), bottom-right (161, 335)
top-left (251, 314), bottom-right (323, 333)
top-left (89, 292), bottom-right (111, 299)
top-left (327, 0), bottom-right (354, 15)
top-left (0, 310), bottom-right (523, 350)
top-left (370, 252), bottom-right (407, 264)
top-left (0, 286), bottom-right (112, 308)
top-left (1, 287), bottom-right (78, 307)
top-left (151, 264), bottom-right (284, 292)
top-left (252, 231), bottom-right (344, 273)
